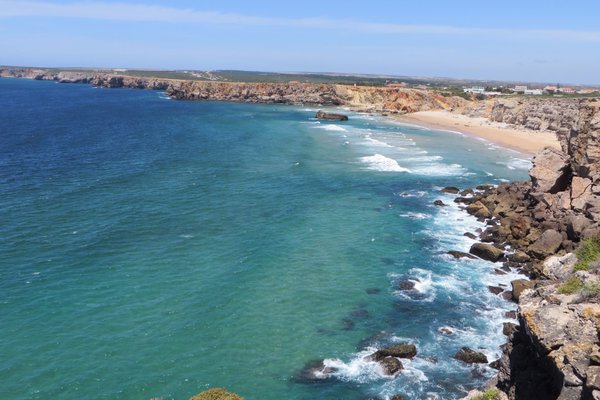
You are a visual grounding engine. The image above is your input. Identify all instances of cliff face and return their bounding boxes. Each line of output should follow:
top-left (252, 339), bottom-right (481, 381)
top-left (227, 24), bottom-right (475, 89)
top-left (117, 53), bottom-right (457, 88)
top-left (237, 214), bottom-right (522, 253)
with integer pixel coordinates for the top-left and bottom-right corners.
top-left (0, 67), bottom-right (468, 113)
top-left (460, 100), bottom-right (600, 400)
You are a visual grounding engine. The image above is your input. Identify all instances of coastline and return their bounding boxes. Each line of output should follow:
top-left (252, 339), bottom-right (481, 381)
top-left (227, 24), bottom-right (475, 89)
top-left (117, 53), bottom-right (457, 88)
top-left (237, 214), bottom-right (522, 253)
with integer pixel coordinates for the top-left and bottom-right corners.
top-left (393, 110), bottom-right (561, 156)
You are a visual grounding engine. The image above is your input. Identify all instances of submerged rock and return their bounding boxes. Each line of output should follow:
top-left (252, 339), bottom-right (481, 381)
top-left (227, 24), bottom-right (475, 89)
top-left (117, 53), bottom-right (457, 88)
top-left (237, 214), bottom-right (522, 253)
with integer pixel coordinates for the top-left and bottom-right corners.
top-left (454, 347), bottom-right (488, 364)
top-left (315, 110), bottom-right (348, 121)
top-left (433, 199), bottom-right (447, 206)
top-left (294, 359), bottom-right (337, 383)
top-left (448, 250), bottom-right (477, 260)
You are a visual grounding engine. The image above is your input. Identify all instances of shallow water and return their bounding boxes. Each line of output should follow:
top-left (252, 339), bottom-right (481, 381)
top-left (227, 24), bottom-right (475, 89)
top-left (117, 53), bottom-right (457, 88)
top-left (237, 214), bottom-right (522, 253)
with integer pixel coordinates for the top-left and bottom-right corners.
top-left (0, 79), bottom-right (530, 400)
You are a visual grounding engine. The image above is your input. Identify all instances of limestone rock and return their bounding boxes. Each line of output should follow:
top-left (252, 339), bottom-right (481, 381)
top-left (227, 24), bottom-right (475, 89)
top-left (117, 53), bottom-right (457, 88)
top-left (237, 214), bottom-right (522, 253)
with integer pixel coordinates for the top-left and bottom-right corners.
top-left (527, 229), bottom-right (563, 259)
top-left (469, 243), bottom-right (505, 262)
top-left (315, 110), bottom-right (348, 121)
top-left (543, 253), bottom-right (577, 280)
top-left (466, 201), bottom-right (492, 219)
top-left (529, 147), bottom-right (571, 194)
top-left (571, 177), bottom-right (593, 211)
top-left (511, 279), bottom-right (534, 301)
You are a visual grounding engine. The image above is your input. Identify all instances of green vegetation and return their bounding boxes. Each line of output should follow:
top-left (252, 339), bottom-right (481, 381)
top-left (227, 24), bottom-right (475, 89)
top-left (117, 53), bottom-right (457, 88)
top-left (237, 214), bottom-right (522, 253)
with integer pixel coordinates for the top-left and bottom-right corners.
top-left (574, 236), bottom-right (600, 271)
top-left (189, 388), bottom-right (244, 400)
top-left (558, 275), bottom-right (584, 294)
top-left (583, 280), bottom-right (600, 296)
top-left (476, 388), bottom-right (501, 400)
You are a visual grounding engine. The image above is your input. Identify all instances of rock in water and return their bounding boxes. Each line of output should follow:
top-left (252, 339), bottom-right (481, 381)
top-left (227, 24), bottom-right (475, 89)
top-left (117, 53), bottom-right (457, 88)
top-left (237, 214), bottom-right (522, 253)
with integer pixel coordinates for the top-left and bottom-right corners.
top-left (315, 110), bottom-right (348, 121)
top-left (454, 347), bottom-right (488, 364)
top-left (447, 250), bottom-right (477, 260)
top-left (469, 243), bottom-right (505, 262)
top-left (378, 357), bottom-right (403, 375)
top-left (441, 186), bottom-right (460, 194)
top-left (369, 343), bottom-right (418, 360)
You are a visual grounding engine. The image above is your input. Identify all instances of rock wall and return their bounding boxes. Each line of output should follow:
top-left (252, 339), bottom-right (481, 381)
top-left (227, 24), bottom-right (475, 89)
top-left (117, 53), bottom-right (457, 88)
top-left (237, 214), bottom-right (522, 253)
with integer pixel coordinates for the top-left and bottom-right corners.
top-left (0, 67), bottom-right (467, 113)
top-left (460, 100), bottom-right (600, 400)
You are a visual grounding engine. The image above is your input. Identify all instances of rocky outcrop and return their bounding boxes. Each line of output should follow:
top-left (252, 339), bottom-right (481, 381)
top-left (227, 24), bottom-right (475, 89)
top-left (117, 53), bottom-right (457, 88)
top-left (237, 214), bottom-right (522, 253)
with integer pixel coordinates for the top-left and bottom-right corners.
top-left (457, 99), bottom-right (600, 400)
top-left (315, 110), bottom-right (348, 121)
top-left (454, 347), bottom-right (488, 364)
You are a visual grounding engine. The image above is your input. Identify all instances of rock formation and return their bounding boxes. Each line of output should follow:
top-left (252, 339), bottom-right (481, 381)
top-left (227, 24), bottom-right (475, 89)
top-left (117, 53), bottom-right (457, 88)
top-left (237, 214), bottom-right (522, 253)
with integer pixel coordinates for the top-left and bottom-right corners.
top-left (456, 99), bottom-right (600, 400)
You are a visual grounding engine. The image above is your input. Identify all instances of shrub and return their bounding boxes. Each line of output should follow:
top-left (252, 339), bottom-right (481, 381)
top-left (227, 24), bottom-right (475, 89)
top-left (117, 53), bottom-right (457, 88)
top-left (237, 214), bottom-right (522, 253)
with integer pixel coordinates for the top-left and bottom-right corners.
top-left (477, 388), bottom-right (501, 400)
top-left (574, 236), bottom-right (600, 271)
top-left (558, 275), bottom-right (584, 294)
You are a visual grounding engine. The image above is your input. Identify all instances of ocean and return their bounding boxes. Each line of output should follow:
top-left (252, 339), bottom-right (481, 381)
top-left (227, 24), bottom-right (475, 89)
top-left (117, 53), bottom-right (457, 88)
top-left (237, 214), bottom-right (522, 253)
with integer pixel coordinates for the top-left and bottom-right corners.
top-left (0, 78), bottom-right (530, 400)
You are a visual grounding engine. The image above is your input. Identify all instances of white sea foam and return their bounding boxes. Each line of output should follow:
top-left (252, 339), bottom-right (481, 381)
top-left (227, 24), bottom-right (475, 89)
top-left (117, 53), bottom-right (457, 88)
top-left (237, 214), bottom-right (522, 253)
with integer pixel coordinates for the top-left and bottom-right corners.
top-left (360, 154), bottom-right (410, 172)
top-left (362, 137), bottom-right (393, 147)
top-left (409, 163), bottom-right (466, 177)
top-left (314, 124), bottom-right (348, 132)
top-left (402, 155), bottom-right (443, 162)
top-left (398, 212), bottom-right (430, 220)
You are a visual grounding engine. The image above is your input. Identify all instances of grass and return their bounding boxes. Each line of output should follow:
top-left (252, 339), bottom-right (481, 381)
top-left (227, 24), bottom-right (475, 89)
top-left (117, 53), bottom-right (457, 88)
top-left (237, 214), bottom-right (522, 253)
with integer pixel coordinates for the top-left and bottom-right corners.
top-left (477, 388), bottom-right (501, 400)
top-left (558, 275), bottom-right (584, 294)
top-left (574, 236), bottom-right (600, 271)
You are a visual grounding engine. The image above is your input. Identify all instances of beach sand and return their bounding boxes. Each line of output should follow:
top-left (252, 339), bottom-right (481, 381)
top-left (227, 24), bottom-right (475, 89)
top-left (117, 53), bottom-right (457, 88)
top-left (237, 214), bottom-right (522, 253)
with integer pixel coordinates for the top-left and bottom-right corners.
top-left (393, 110), bottom-right (561, 156)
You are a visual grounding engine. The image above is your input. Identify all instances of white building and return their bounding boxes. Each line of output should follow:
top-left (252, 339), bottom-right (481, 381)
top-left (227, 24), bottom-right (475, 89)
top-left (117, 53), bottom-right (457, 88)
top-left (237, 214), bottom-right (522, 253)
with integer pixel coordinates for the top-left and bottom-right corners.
top-left (524, 89), bottom-right (543, 95)
top-left (463, 86), bottom-right (485, 94)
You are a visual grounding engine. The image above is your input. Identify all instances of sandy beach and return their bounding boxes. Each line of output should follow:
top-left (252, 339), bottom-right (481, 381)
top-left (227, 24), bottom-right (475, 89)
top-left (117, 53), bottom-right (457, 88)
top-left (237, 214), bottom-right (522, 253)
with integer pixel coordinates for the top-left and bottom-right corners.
top-left (393, 110), bottom-right (561, 156)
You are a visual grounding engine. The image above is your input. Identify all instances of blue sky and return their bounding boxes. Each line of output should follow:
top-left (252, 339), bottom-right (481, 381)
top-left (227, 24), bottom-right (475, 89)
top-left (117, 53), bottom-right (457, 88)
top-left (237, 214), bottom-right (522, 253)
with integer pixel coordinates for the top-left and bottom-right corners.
top-left (1, 0), bottom-right (599, 84)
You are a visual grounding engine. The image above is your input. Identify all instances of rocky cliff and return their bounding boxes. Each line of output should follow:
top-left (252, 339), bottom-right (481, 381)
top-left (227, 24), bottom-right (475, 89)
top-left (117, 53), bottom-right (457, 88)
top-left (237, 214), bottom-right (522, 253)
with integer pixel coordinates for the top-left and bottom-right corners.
top-left (459, 100), bottom-right (600, 400)
top-left (0, 67), bottom-right (467, 113)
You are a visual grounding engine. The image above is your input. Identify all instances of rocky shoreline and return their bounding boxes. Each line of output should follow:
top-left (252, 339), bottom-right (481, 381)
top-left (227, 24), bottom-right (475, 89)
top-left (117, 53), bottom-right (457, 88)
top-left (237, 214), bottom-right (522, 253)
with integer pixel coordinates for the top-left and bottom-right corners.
top-left (456, 99), bottom-right (600, 400)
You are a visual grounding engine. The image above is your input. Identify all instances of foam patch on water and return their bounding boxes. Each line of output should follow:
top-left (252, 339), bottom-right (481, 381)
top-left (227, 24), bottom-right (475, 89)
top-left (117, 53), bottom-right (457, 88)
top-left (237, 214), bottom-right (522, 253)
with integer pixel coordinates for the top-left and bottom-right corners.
top-left (398, 212), bottom-right (430, 220)
top-left (314, 124), bottom-right (348, 132)
top-left (409, 163), bottom-right (466, 177)
top-left (360, 154), bottom-right (410, 172)
top-left (362, 137), bottom-right (393, 147)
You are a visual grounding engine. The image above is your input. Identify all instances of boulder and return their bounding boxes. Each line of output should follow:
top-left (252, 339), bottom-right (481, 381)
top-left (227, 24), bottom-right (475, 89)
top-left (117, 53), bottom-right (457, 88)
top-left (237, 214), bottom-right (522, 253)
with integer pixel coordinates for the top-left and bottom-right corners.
top-left (511, 279), bottom-right (534, 301)
top-left (529, 147), bottom-right (571, 194)
top-left (447, 250), bottom-right (477, 260)
top-left (488, 286), bottom-right (504, 295)
top-left (466, 201), bottom-right (492, 219)
top-left (510, 251), bottom-right (531, 263)
top-left (441, 186), bottom-right (460, 194)
top-left (378, 357), bottom-right (403, 375)
top-left (464, 232), bottom-right (478, 240)
top-left (469, 243), bottom-right (505, 262)
top-left (527, 229), bottom-right (563, 259)
top-left (398, 280), bottom-right (416, 290)
top-left (571, 177), bottom-right (593, 211)
top-left (454, 347), bottom-right (488, 364)
top-left (503, 322), bottom-right (518, 336)
top-left (370, 343), bottom-right (417, 360)
top-left (567, 214), bottom-right (593, 241)
top-left (315, 110), bottom-right (348, 121)
top-left (433, 199), bottom-right (446, 206)
top-left (510, 216), bottom-right (532, 239)
top-left (542, 253), bottom-right (577, 280)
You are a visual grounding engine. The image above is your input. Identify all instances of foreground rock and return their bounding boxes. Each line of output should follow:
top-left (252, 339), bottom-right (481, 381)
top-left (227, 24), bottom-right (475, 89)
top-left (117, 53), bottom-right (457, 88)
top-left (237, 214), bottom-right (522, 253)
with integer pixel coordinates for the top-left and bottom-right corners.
top-left (189, 388), bottom-right (244, 400)
top-left (315, 110), bottom-right (348, 121)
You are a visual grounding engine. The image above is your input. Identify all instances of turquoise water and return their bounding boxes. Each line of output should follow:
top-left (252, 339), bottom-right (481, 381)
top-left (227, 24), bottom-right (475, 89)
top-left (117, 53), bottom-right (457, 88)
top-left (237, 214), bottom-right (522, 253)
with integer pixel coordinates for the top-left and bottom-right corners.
top-left (0, 79), bottom-right (529, 400)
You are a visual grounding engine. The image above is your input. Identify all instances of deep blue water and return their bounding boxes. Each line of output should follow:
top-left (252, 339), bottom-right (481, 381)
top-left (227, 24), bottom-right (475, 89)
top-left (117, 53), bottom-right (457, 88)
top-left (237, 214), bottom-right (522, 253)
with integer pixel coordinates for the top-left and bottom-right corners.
top-left (0, 78), bottom-right (529, 400)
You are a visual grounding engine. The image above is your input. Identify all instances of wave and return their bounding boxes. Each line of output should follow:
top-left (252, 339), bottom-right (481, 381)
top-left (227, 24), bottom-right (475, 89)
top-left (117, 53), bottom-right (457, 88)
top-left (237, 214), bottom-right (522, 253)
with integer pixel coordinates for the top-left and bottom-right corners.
top-left (360, 154), bottom-right (410, 172)
top-left (313, 124), bottom-right (348, 132)
top-left (362, 137), bottom-right (393, 148)
top-left (409, 163), bottom-right (466, 177)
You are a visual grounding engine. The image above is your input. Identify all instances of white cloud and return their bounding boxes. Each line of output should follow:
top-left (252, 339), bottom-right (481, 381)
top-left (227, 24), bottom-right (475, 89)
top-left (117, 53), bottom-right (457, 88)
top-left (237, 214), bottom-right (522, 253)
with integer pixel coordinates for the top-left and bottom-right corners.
top-left (1, 0), bottom-right (600, 43)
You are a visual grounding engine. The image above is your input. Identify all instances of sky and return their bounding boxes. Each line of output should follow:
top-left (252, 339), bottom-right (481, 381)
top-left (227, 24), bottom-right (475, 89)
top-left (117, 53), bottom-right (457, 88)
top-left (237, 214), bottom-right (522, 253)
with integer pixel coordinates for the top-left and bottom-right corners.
top-left (1, 0), bottom-right (599, 84)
